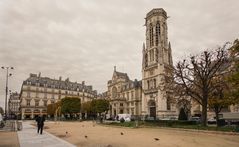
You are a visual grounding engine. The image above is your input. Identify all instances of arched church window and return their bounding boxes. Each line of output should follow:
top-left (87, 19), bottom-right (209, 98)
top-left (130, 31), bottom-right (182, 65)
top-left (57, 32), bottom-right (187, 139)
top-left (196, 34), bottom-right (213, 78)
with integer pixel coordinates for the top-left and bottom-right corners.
top-left (167, 96), bottom-right (171, 110)
top-left (112, 87), bottom-right (117, 98)
top-left (156, 21), bottom-right (160, 45)
top-left (149, 23), bottom-right (154, 47)
top-left (145, 53), bottom-right (148, 67)
top-left (154, 79), bottom-right (156, 88)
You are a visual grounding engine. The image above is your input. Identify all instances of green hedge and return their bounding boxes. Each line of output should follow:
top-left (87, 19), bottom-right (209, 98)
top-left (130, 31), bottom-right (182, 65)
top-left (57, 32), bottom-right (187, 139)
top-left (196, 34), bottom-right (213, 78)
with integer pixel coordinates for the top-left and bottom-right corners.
top-left (144, 120), bottom-right (198, 127)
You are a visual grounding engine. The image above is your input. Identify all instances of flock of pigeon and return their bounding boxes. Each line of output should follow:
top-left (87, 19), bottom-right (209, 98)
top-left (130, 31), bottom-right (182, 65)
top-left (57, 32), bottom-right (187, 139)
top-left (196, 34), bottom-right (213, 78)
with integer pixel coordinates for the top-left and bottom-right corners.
top-left (64, 124), bottom-right (160, 142)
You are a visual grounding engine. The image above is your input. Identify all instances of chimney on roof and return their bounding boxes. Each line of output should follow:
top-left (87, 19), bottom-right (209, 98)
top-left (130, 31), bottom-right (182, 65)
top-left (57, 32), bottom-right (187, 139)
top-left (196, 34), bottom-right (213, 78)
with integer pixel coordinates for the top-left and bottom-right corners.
top-left (59, 76), bottom-right (62, 81)
top-left (38, 72), bottom-right (41, 77)
top-left (114, 66), bottom-right (116, 71)
top-left (65, 78), bottom-right (69, 82)
top-left (82, 81), bottom-right (85, 86)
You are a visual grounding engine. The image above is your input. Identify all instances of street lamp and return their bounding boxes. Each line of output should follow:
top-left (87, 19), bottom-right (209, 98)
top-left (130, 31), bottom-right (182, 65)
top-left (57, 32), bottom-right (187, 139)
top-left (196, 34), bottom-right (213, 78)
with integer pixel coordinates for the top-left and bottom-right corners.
top-left (1, 66), bottom-right (14, 118)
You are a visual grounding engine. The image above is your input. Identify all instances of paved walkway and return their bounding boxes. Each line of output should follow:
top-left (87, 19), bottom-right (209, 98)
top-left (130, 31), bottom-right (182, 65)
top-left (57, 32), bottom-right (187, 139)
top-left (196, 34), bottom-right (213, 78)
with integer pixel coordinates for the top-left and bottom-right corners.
top-left (17, 121), bottom-right (76, 147)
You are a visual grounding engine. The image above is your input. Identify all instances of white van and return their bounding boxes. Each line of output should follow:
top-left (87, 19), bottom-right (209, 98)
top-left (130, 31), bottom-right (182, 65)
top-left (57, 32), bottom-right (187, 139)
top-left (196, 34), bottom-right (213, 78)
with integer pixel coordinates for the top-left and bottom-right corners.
top-left (117, 114), bottom-right (131, 122)
top-left (0, 113), bottom-right (4, 128)
top-left (0, 113), bottom-right (3, 122)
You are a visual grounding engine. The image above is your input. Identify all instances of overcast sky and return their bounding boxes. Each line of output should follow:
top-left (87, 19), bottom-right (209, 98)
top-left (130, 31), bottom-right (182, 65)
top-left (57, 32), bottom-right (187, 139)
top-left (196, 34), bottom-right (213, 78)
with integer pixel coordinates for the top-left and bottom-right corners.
top-left (0, 0), bottom-right (239, 109)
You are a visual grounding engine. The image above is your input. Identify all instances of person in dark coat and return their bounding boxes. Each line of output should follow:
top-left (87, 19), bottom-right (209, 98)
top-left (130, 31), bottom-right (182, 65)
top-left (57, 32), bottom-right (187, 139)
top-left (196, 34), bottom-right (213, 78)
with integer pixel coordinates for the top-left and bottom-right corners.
top-left (35, 115), bottom-right (45, 134)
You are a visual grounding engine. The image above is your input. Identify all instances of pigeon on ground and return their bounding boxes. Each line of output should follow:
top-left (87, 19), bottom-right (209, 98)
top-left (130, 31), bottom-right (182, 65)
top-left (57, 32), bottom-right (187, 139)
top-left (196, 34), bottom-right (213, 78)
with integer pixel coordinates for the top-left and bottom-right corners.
top-left (85, 135), bottom-right (88, 138)
top-left (120, 132), bottom-right (124, 135)
top-left (154, 138), bottom-right (160, 141)
top-left (65, 131), bottom-right (68, 137)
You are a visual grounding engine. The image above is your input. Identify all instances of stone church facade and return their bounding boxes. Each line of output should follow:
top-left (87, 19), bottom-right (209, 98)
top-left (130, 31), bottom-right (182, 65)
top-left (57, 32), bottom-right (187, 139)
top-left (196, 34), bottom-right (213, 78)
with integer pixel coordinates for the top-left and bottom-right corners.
top-left (107, 67), bottom-right (142, 117)
top-left (141, 8), bottom-right (176, 119)
top-left (106, 8), bottom-right (177, 119)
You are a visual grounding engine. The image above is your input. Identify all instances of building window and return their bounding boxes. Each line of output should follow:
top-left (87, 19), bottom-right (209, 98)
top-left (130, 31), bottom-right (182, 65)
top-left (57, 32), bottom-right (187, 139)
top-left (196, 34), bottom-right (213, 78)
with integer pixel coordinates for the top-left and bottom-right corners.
top-left (156, 21), bottom-right (160, 45)
top-left (131, 91), bottom-right (134, 100)
top-left (127, 92), bottom-right (129, 100)
top-left (167, 97), bottom-right (171, 110)
top-left (27, 100), bottom-right (30, 106)
top-left (147, 80), bottom-right (150, 89)
top-left (51, 100), bottom-right (55, 104)
top-left (120, 109), bottom-right (123, 114)
top-left (27, 92), bottom-right (30, 98)
top-left (112, 87), bottom-right (117, 98)
top-left (154, 79), bottom-right (156, 88)
top-left (44, 101), bottom-right (47, 106)
top-left (35, 100), bottom-right (39, 106)
top-left (120, 103), bottom-right (123, 107)
top-left (44, 93), bottom-right (47, 99)
top-left (149, 23), bottom-right (154, 47)
top-left (149, 49), bottom-right (154, 62)
top-left (131, 108), bottom-right (134, 115)
top-left (52, 94), bottom-right (55, 99)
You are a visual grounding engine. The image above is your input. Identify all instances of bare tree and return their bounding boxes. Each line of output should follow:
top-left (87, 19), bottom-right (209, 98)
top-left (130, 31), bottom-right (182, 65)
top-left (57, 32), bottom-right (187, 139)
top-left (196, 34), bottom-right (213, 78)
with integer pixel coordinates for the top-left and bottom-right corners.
top-left (174, 43), bottom-right (229, 126)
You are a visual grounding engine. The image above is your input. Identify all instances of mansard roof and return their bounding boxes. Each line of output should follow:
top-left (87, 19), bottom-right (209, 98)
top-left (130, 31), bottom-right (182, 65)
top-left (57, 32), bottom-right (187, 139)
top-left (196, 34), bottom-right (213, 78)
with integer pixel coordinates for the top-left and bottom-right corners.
top-left (22, 73), bottom-right (97, 94)
top-left (114, 71), bottom-right (129, 79)
top-left (122, 79), bottom-right (142, 91)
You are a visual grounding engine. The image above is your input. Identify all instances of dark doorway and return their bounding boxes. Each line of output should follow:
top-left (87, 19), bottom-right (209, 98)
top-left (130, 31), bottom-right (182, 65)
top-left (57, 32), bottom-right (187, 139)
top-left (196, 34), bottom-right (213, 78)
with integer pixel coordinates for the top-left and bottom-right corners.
top-left (148, 100), bottom-right (156, 119)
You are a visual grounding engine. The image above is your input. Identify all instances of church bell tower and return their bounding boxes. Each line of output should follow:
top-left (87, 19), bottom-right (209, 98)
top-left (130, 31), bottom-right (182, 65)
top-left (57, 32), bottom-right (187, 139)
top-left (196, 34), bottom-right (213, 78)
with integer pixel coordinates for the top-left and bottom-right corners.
top-left (142, 8), bottom-right (174, 119)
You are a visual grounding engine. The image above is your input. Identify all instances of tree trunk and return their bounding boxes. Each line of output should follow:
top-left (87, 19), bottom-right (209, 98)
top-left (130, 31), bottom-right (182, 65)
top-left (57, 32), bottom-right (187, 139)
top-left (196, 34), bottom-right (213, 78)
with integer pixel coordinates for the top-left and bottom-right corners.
top-left (215, 110), bottom-right (219, 127)
top-left (201, 100), bottom-right (208, 126)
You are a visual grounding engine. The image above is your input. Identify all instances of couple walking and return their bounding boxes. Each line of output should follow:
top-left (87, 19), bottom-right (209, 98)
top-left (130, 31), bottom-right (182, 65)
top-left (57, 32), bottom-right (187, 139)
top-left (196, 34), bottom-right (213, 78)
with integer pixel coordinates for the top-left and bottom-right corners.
top-left (35, 115), bottom-right (45, 134)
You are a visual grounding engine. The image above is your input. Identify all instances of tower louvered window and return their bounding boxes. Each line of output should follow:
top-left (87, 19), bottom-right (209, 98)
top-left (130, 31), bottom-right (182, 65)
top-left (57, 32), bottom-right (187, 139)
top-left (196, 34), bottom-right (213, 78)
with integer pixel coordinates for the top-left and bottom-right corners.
top-left (156, 21), bottom-right (160, 46)
top-left (149, 23), bottom-right (154, 47)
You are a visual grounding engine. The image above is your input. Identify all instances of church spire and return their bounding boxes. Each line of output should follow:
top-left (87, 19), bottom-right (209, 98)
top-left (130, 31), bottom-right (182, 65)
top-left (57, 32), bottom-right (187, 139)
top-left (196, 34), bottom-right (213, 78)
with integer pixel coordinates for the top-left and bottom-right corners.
top-left (168, 41), bottom-right (173, 65)
top-left (142, 42), bottom-right (146, 68)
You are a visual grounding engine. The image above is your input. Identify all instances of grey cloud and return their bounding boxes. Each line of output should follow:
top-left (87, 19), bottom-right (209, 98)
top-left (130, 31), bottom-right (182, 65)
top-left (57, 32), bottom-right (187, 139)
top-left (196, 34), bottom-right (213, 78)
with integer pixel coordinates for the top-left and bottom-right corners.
top-left (0, 0), bottom-right (239, 110)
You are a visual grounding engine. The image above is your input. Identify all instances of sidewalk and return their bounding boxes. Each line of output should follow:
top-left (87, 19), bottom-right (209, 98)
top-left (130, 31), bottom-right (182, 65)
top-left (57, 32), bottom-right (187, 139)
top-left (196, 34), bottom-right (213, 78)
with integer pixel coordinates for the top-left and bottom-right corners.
top-left (17, 121), bottom-right (76, 147)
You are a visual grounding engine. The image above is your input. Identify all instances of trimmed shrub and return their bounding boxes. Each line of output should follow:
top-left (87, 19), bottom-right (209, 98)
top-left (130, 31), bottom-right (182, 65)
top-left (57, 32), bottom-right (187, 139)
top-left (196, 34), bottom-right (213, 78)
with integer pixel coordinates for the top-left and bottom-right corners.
top-left (145, 120), bottom-right (197, 126)
top-left (120, 118), bottom-right (125, 123)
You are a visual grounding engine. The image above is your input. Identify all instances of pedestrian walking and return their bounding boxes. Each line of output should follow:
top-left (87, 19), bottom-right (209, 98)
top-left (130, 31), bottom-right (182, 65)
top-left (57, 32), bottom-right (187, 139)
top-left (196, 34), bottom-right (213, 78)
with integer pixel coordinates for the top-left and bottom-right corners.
top-left (35, 115), bottom-right (45, 134)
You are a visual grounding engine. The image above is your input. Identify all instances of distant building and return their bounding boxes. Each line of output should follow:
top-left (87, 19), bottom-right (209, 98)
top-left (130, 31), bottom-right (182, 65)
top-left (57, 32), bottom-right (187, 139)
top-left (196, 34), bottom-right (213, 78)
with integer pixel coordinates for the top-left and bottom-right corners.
top-left (107, 66), bottom-right (142, 117)
top-left (8, 92), bottom-right (20, 118)
top-left (19, 73), bottom-right (97, 119)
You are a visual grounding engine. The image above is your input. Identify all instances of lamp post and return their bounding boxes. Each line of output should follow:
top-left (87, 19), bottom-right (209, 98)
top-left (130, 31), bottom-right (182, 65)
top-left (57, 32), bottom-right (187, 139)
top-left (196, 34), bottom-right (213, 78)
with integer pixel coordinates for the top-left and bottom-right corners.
top-left (1, 66), bottom-right (14, 118)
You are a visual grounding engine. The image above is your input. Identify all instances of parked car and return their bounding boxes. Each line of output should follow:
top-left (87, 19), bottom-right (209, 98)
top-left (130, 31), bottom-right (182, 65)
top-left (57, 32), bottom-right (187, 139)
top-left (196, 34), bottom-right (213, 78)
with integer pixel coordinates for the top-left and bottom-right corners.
top-left (208, 117), bottom-right (217, 124)
top-left (161, 116), bottom-right (178, 120)
top-left (190, 116), bottom-right (201, 123)
top-left (0, 114), bottom-right (4, 128)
